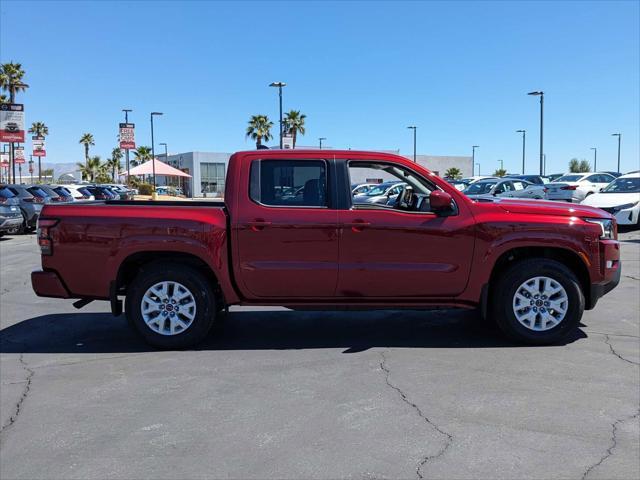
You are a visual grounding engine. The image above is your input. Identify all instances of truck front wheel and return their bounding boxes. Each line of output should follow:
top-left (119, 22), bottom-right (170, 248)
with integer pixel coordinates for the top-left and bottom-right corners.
top-left (490, 258), bottom-right (585, 345)
top-left (125, 263), bottom-right (216, 349)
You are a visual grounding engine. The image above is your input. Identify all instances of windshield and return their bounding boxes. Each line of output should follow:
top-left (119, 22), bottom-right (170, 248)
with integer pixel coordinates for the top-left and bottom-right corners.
top-left (464, 182), bottom-right (497, 195)
top-left (601, 177), bottom-right (640, 193)
top-left (556, 174), bottom-right (583, 182)
top-left (364, 184), bottom-right (396, 196)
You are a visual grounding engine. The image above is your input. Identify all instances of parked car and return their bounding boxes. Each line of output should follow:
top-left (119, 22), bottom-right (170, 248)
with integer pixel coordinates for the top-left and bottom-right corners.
top-left (0, 186), bottom-right (23, 236)
top-left (104, 184), bottom-right (134, 200)
top-left (29, 185), bottom-right (63, 203)
top-left (446, 179), bottom-right (471, 191)
top-left (2, 184), bottom-right (44, 233)
top-left (85, 185), bottom-right (117, 200)
top-left (50, 186), bottom-right (75, 202)
top-left (32, 149), bottom-right (620, 349)
top-left (546, 172), bottom-right (616, 203)
top-left (353, 181), bottom-right (406, 205)
top-left (505, 174), bottom-right (546, 185)
top-left (545, 173), bottom-right (564, 182)
top-left (351, 183), bottom-right (378, 195)
top-left (64, 185), bottom-right (95, 201)
top-left (462, 178), bottom-right (547, 200)
top-left (581, 172), bottom-right (640, 226)
top-left (602, 171), bottom-right (622, 178)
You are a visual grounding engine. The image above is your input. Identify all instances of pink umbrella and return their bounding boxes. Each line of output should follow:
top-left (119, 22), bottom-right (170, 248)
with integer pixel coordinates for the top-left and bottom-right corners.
top-left (122, 158), bottom-right (192, 177)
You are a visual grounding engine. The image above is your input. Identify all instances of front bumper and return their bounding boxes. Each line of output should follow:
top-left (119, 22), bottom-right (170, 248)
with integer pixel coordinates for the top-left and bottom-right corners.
top-left (586, 239), bottom-right (621, 310)
top-left (0, 216), bottom-right (23, 232)
top-left (31, 270), bottom-right (71, 298)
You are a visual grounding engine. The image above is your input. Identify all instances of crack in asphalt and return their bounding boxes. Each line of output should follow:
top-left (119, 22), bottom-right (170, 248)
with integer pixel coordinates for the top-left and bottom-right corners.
top-left (0, 354), bottom-right (35, 440)
top-left (604, 334), bottom-right (640, 366)
top-left (581, 411), bottom-right (640, 479)
top-left (623, 274), bottom-right (640, 281)
top-left (584, 331), bottom-right (640, 339)
top-left (379, 350), bottom-right (453, 479)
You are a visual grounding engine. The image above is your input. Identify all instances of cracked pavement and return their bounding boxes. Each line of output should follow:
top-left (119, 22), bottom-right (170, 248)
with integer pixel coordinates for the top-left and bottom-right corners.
top-left (1, 230), bottom-right (639, 479)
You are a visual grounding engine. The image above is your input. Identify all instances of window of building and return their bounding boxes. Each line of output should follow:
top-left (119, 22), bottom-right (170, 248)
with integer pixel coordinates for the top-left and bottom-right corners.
top-left (250, 160), bottom-right (327, 207)
top-left (201, 163), bottom-right (226, 195)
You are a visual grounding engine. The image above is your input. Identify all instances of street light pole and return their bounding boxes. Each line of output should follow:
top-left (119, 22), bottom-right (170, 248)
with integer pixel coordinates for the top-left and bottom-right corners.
top-left (516, 129), bottom-right (526, 174)
top-left (318, 137), bottom-right (326, 149)
top-left (527, 91), bottom-right (544, 175)
top-left (269, 82), bottom-right (286, 148)
top-left (407, 126), bottom-right (417, 162)
top-left (159, 142), bottom-right (168, 186)
top-left (472, 145), bottom-right (479, 175)
top-left (122, 109), bottom-right (132, 186)
top-left (29, 154), bottom-right (33, 183)
top-left (150, 112), bottom-right (163, 199)
top-left (498, 159), bottom-right (504, 171)
top-left (611, 133), bottom-right (621, 172)
top-left (590, 147), bottom-right (597, 172)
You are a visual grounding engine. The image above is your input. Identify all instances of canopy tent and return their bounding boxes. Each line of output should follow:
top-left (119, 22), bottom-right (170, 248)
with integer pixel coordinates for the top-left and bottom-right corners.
top-left (122, 158), bottom-right (191, 177)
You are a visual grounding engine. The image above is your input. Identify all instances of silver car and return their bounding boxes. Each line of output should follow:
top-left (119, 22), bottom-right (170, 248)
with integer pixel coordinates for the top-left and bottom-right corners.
top-left (353, 181), bottom-right (407, 205)
top-left (463, 178), bottom-right (547, 200)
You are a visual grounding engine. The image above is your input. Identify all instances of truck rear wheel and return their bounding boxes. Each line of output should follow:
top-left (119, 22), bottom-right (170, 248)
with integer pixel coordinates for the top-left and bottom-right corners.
top-left (490, 258), bottom-right (584, 345)
top-left (125, 263), bottom-right (216, 349)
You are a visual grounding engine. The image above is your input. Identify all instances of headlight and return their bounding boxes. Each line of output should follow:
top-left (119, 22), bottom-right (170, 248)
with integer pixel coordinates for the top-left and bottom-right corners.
top-left (614, 202), bottom-right (639, 211)
top-left (584, 218), bottom-right (614, 239)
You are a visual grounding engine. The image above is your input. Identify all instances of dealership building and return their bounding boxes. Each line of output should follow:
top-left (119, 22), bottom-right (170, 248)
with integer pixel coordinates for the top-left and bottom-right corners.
top-left (159, 150), bottom-right (473, 198)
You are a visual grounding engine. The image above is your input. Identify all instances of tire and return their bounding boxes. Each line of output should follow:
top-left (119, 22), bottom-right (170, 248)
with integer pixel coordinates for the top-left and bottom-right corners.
top-left (125, 262), bottom-right (216, 349)
top-left (490, 258), bottom-right (584, 345)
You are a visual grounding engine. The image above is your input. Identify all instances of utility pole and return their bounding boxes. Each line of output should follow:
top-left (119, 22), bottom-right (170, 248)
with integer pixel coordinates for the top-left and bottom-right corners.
top-left (319, 137), bottom-right (326, 149)
top-left (472, 145), bottom-right (479, 175)
top-left (516, 130), bottom-right (526, 174)
top-left (611, 133), bottom-right (621, 172)
top-left (269, 82), bottom-right (286, 148)
top-left (407, 126), bottom-right (417, 162)
top-left (591, 147), bottom-right (597, 172)
top-left (150, 112), bottom-right (163, 199)
top-left (122, 109), bottom-right (132, 186)
top-left (527, 91), bottom-right (544, 175)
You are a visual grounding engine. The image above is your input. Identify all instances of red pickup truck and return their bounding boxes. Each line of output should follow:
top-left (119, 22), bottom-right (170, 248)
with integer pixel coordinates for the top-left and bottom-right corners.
top-left (32, 150), bottom-right (621, 348)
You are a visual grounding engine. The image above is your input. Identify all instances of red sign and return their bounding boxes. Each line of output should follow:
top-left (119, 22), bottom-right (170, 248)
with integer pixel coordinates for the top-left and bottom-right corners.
top-left (0, 104), bottom-right (25, 142)
top-left (32, 136), bottom-right (46, 157)
top-left (0, 152), bottom-right (8, 166)
top-left (14, 146), bottom-right (26, 164)
top-left (119, 123), bottom-right (135, 149)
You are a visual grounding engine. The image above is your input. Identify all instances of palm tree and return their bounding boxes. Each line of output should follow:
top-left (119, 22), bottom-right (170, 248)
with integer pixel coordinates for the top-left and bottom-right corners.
top-left (246, 115), bottom-right (273, 149)
top-left (0, 94), bottom-right (8, 104)
top-left (494, 168), bottom-right (507, 177)
top-left (79, 133), bottom-right (95, 168)
top-left (76, 155), bottom-right (102, 182)
top-left (132, 145), bottom-right (152, 167)
top-left (444, 167), bottom-right (462, 179)
top-left (107, 148), bottom-right (123, 182)
top-left (28, 121), bottom-right (49, 137)
top-left (568, 158), bottom-right (580, 173)
top-left (283, 110), bottom-right (306, 148)
top-left (0, 62), bottom-right (28, 103)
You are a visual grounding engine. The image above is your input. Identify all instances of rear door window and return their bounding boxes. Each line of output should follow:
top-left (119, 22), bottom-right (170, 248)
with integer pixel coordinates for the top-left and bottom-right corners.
top-left (250, 160), bottom-right (328, 207)
top-left (0, 187), bottom-right (16, 199)
top-left (27, 187), bottom-right (48, 198)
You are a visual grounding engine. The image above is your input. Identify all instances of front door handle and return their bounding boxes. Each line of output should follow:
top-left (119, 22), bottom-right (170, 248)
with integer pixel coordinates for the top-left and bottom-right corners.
top-left (350, 220), bottom-right (370, 232)
top-left (248, 220), bottom-right (272, 231)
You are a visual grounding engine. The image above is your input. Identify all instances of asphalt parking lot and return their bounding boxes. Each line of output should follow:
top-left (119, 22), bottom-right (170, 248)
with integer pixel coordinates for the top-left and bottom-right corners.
top-left (1, 230), bottom-right (638, 480)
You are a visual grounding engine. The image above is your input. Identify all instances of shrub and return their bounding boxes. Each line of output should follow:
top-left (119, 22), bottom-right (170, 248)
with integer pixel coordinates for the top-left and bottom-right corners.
top-left (138, 183), bottom-right (153, 195)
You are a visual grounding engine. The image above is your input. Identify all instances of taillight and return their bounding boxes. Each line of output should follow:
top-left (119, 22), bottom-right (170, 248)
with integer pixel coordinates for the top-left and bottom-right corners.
top-left (543, 188), bottom-right (549, 193)
top-left (0, 196), bottom-right (6, 204)
top-left (561, 185), bottom-right (578, 190)
top-left (37, 218), bottom-right (59, 256)
top-left (25, 196), bottom-right (45, 203)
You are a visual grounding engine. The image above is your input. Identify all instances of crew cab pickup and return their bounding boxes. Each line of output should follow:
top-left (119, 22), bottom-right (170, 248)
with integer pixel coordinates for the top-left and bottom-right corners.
top-left (32, 150), bottom-right (621, 348)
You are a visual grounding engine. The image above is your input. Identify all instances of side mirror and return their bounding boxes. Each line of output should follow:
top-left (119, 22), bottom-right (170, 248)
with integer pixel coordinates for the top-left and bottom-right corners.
top-left (430, 190), bottom-right (454, 216)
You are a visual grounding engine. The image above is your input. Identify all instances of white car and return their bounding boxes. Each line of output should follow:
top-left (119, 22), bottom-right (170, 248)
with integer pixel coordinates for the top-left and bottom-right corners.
top-left (545, 172), bottom-right (616, 203)
top-left (581, 172), bottom-right (640, 226)
top-left (64, 185), bottom-right (95, 201)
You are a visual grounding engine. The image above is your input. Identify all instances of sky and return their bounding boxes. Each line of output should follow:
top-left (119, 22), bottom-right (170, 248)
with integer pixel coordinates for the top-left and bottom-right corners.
top-left (1, 0), bottom-right (639, 175)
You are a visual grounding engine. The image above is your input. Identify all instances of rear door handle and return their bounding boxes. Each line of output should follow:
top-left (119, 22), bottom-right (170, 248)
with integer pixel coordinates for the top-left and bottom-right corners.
top-left (248, 220), bottom-right (272, 231)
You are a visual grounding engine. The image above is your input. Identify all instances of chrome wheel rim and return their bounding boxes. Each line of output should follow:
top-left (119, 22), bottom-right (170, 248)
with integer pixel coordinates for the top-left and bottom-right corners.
top-left (512, 276), bottom-right (568, 331)
top-left (140, 281), bottom-right (197, 336)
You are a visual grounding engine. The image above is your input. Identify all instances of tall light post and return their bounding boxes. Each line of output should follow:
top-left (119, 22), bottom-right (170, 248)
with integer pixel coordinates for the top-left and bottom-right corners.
top-left (159, 142), bottom-right (168, 186)
top-left (516, 129), bottom-right (526, 174)
top-left (611, 133), bottom-right (621, 172)
top-left (269, 82), bottom-right (286, 148)
top-left (527, 91), bottom-right (544, 175)
top-left (590, 147), bottom-right (597, 172)
top-left (318, 137), bottom-right (326, 149)
top-left (407, 126), bottom-right (417, 162)
top-left (472, 145), bottom-right (479, 175)
top-left (498, 159), bottom-right (504, 172)
top-left (122, 109), bottom-right (132, 186)
top-left (150, 112), bottom-right (163, 198)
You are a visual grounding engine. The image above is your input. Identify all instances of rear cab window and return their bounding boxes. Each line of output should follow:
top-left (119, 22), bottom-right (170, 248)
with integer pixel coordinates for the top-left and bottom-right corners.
top-left (250, 159), bottom-right (328, 208)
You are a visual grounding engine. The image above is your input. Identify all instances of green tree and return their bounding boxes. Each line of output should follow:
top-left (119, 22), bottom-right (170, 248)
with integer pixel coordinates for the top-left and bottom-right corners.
top-left (578, 159), bottom-right (591, 172)
top-left (284, 110), bottom-right (306, 148)
top-left (107, 147), bottom-right (123, 182)
top-left (0, 62), bottom-right (28, 103)
top-left (569, 158), bottom-right (580, 172)
top-left (28, 121), bottom-right (49, 137)
top-left (0, 94), bottom-right (8, 104)
top-left (132, 145), bottom-right (152, 167)
top-left (79, 133), bottom-right (95, 169)
top-left (494, 168), bottom-right (507, 177)
top-left (246, 115), bottom-right (273, 148)
top-left (76, 155), bottom-right (102, 182)
top-left (444, 167), bottom-right (462, 179)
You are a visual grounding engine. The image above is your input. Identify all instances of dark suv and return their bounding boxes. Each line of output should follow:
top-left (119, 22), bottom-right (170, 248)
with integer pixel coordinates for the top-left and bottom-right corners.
top-left (3, 185), bottom-right (45, 233)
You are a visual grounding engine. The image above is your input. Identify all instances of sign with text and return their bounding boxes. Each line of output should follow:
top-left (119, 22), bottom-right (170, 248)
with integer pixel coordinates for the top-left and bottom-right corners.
top-left (0, 104), bottom-right (25, 142)
top-left (0, 152), bottom-right (9, 166)
top-left (32, 135), bottom-right (46, 157)
top-left (119, 123), bottom-right (135, 149)
top-left (14, 146), bottom-right (26, 164)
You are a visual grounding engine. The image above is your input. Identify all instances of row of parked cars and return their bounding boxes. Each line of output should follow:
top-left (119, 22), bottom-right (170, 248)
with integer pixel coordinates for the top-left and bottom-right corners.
top-left (351, 169), bottom-right (640, 226)
top-left (0, 183), bottom-right (136, 236)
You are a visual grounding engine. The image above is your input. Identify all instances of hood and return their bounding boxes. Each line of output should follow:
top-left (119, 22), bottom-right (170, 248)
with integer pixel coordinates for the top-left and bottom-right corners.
top-left (487, 198), bottom-right (612, 218)
top-left (581, 192), bottom-right (640, 208)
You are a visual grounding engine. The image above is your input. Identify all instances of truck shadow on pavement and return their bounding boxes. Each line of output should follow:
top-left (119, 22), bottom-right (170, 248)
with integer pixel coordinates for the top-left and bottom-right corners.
top-left (0, 308), bottom-right (586, 354)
